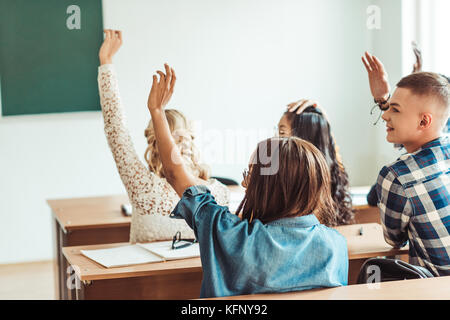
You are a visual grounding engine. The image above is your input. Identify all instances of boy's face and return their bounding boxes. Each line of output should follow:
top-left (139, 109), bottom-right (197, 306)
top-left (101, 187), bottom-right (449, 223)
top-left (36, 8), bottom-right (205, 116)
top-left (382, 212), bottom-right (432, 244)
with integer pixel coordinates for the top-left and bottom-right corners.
top-left (381, 87), bottom-right (426, 145)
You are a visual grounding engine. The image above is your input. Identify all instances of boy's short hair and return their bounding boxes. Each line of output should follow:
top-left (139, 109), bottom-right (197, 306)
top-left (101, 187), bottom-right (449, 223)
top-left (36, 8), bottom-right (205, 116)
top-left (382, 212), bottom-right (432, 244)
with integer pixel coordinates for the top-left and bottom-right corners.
top-left (396, 72), bottom-right (449, 109)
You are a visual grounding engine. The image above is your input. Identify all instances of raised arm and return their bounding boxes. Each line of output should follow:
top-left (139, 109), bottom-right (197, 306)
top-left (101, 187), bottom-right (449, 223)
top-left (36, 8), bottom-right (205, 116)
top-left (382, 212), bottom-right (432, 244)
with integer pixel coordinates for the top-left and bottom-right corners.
top-left (361, 51), bottom-right (391, 105)
top-left (98, 30), bottom-right (165, 213)
top-left (411, 41), bottom-right (422, 73)
top-left (147, 64), bottom-right (198, 197)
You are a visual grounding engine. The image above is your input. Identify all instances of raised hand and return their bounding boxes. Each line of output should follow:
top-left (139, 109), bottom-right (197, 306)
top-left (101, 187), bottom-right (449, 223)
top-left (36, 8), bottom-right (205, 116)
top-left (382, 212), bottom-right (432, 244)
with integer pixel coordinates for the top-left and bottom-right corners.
top-left (412, 41), bottom-right (422, 73)
top-left (147, 63), bottom-right (176, 112)
top-left (99, 29), bottom-right (123, 65)
top-left (287, 99), bottom-right (319, 115)
top-left (287, 98), bottom-right (330, 121)
top-left (146, 64), bottom-right (197, 196)
top-left (361, 51), bottom-right (390, 102)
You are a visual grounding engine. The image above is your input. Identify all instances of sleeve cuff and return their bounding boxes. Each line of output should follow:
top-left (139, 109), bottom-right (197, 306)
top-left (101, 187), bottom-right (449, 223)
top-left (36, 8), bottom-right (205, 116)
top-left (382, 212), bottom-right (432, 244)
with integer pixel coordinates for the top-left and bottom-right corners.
top-left (98, 64), bottom-right (114, 72)
top-left (182, 185), bottom-right (210, 197)
top-left (169, 185), bottom-right (211, 219)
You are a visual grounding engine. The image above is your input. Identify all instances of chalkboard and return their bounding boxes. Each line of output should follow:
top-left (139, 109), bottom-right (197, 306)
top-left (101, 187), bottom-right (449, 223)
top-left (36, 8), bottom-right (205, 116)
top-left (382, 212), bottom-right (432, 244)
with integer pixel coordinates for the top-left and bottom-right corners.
top-left (0, 0), bottom-right (103, 116)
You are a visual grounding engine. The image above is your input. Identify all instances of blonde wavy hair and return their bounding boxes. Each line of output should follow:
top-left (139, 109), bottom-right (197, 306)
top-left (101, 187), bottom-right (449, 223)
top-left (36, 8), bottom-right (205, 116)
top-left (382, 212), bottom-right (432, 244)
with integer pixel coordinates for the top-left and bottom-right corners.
top-left (144, 109), bottom-right (210, 180)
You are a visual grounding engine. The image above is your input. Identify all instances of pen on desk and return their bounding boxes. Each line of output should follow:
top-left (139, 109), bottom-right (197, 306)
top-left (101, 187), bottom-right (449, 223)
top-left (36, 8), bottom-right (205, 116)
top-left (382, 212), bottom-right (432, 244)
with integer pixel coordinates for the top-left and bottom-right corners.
top-left (359, 227), bottom-right (364, 236)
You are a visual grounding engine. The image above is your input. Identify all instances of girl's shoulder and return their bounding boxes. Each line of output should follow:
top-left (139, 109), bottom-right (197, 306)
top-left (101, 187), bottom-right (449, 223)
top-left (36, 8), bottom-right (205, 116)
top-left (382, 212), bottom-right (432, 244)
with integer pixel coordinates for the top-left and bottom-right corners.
top-left (316, 224), bottom-right (348, 245)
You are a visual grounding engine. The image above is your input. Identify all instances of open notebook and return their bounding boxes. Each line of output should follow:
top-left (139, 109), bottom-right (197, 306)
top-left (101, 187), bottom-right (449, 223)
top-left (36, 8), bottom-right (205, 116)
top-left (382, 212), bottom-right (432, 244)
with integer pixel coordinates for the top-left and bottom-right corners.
top-left (80, 241), bottom-right (200, 268)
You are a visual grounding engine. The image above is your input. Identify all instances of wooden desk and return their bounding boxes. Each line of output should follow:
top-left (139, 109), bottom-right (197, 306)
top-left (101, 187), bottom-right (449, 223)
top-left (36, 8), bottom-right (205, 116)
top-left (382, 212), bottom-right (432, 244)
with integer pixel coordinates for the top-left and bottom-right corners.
top-left (62, 223), bottom-right (407, 300)
top-left (49, 185), bottom-right (380, 299)
top-left (48, 187), bottom-right (244, 300)
top-left (62, 243), bottom-right (202, 300)
top-left (335, 223), bottom-right (408, 285)
top-left (350, 186), bottom-right (380, 224)
top-left (353, 205), bottom-right (380, 224)
top-left (205, 276), bottom-right (450, 300)
top-left (335, 223), bottom-right (407, 260)
top-left (48, 194), bottom-right (131, 300)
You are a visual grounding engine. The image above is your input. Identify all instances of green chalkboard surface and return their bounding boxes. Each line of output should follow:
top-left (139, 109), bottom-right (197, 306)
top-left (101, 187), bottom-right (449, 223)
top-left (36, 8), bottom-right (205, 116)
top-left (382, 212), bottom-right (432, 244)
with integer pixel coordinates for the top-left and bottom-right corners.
top-left (0, 0), bottom-right (103, 116)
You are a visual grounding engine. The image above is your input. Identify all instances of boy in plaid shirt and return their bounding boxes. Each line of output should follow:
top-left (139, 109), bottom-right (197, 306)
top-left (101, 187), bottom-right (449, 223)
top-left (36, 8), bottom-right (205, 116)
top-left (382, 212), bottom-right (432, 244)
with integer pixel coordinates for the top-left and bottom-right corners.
top-left (362, 52), bottom-right (450, 276)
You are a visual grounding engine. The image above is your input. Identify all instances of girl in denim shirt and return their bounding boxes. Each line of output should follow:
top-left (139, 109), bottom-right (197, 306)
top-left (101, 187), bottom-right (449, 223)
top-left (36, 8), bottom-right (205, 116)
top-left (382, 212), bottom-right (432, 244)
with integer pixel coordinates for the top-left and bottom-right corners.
top-left (146, 63), bottom-right (348, 298)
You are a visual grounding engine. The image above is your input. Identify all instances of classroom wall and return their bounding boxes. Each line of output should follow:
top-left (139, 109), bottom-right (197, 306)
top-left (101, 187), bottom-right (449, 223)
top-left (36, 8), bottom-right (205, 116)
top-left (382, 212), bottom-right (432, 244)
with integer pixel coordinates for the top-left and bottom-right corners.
top-left (370, 0), bottom-right (405, 170)
top-left (0, 0), bottom-right (403, 264)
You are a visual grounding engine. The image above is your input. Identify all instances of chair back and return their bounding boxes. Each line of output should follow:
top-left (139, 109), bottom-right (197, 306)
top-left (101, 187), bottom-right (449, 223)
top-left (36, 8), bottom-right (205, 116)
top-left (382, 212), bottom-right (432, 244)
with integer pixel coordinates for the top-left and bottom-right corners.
top-left (357, 258), bottom-right (434, 284)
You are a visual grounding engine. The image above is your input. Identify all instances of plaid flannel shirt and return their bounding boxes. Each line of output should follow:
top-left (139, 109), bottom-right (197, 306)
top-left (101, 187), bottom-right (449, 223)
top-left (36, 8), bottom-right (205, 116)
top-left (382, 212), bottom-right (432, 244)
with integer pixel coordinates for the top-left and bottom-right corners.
top-left (376, 136), bottom-right (450, 276)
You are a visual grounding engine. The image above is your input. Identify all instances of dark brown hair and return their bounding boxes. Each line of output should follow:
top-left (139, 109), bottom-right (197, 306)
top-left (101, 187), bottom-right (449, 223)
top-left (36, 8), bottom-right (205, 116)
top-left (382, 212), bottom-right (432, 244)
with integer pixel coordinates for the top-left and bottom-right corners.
top-left (236, 137), bottom-right (337, 226)
top-left (397, 72), bottom-right (449, 108)
top-left (284, 107), bottom-right (354, 225)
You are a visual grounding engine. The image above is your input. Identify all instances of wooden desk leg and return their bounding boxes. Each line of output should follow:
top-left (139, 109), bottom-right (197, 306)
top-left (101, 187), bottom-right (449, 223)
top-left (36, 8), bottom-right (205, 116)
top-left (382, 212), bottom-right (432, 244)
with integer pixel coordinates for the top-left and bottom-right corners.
top-left (65, 260), bottom-right (79, 300)
top-left (75, 275), bottom-right (86, 300)
top-left (52, 216), bottom-right (62, 300)
top-left (60, 230), bottom-right (71, 300)
top-left (53, 217), bottom-right (70, 300)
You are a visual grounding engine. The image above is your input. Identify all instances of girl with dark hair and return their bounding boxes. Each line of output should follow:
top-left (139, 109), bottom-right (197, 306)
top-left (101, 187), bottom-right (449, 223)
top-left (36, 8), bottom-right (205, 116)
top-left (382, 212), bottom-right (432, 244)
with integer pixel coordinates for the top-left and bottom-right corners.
top-left (147, 63), bottom-right (348, 298)
top-left (277, 103), bottom-right (354, 226)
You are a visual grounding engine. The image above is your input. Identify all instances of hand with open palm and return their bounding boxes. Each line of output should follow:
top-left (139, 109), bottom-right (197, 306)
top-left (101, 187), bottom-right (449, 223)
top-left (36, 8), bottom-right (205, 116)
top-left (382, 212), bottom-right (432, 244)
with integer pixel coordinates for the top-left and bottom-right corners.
top-left (147, 63), bottom-right (176, 113)
top-left (99, 29), bottom-right (123, 65)
top-left (361, 51), bottom-right (390, 102)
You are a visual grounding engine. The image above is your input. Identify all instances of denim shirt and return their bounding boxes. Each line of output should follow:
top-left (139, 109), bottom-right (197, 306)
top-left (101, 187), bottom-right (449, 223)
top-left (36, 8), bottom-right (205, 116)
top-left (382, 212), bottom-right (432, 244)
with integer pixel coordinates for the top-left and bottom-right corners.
top-left (170, 185), bottom-right (348, 298)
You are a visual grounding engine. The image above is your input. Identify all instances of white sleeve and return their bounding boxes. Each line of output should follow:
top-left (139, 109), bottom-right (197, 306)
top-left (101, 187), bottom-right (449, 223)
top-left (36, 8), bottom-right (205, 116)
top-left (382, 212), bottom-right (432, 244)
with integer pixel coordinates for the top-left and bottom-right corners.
top-left (98, 64), bottom-right (168, 214)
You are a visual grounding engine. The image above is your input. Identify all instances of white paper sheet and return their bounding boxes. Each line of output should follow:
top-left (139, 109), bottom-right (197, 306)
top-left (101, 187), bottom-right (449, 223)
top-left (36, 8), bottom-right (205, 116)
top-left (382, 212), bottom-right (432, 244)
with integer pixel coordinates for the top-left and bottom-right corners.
top-left (138, 241), bottom-right (200, 260)
top-left (80, 244), bottom-right (163, 268)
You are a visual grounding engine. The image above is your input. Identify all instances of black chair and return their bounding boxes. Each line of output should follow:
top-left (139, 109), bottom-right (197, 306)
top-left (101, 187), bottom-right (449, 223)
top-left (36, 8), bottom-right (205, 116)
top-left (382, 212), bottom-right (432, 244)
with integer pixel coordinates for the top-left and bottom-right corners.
top-left (356, 258), bottom-right (434, 284)
top-left (211, 176), bottom-right (239, 186)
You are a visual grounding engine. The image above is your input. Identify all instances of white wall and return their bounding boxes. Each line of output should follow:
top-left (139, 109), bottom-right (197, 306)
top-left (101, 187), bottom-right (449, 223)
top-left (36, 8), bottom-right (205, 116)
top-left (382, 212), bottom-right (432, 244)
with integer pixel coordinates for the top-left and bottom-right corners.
top-left (369, 0), bottom-right (405, 169)
top-left (0, 0), bottom-right (396, 264)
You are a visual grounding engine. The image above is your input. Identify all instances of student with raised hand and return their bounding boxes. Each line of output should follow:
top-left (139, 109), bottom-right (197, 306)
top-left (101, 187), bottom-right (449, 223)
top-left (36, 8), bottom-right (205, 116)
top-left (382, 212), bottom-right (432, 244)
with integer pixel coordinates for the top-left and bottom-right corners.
top-left (278, 99), bottom-right (354, 225)
top-left (362, 51), bottom-right (450, 276)
top-left (97, 30), bottom-right (229, 243)
top-left (362, 49), bottom-right (450, 206)
top-left (147, 64), bottom-right (348, 298)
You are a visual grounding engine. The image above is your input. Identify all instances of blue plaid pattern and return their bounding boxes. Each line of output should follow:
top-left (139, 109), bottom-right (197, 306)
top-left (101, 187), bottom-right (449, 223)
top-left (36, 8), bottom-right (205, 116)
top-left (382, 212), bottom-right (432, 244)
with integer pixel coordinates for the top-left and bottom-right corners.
top-left (376, 136), bottom-right (450, 276)
top-left (446, 118), bottom-right (450, 135)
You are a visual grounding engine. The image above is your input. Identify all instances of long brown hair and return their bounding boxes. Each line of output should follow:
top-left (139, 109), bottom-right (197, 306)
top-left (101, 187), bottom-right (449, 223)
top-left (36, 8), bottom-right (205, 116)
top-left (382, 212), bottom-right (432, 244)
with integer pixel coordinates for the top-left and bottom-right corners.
top-left (236, 137), bottom-right (337, 226)
top-left (284, 107), bottom-right (354, 225)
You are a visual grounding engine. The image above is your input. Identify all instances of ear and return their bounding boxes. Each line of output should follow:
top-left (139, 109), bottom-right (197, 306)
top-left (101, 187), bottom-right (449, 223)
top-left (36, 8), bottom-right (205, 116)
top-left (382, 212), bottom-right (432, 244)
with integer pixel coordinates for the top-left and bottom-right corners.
top-left (419, 113), bottom-right (432, 129)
